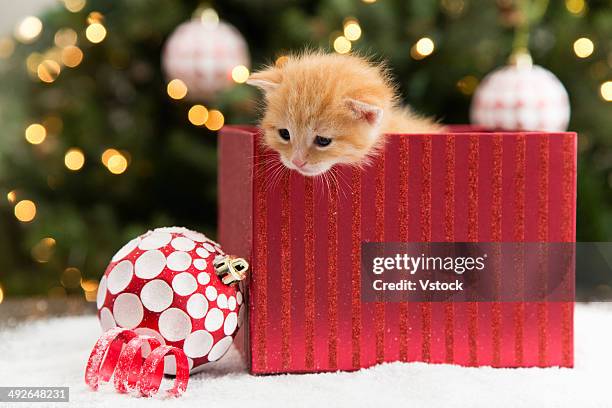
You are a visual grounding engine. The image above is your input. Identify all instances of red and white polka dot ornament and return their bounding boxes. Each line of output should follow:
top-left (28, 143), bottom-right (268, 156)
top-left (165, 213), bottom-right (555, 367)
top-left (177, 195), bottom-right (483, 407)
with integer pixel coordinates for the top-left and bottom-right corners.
top-left (162, 9), bottom-right (250, 100)
top-left (89, 227), bottom-right (248, 397)
top-left (470, 56), bottom-right (570, 132)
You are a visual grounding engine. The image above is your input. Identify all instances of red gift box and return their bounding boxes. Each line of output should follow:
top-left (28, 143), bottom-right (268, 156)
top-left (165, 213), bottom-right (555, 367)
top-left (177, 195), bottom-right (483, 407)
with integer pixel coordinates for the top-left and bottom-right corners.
top-left (218, 125), bottom-right (576, 374)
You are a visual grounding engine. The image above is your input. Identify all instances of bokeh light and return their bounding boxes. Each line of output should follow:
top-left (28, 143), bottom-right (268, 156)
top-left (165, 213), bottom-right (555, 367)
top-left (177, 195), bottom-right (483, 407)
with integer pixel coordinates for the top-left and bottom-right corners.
top-left (362, 0), bottom-right (377, 3)
top-left (14, 16), bottom-right (43, 44)
top-left (81, 279), bottom-right (99, 302)
top-left (25, 123), bottom-right (47, 145)
top-left (457, 75), bottom-right (479, 96)
top-left (31, 237), bottom-right (56, 263)
top-left (14, 200), bottom-right (36, 222)
top-left (7, 190), bottom-right (17, 204)
top-left (107, 153), bottom-right (128, 174)
top-left (573, 37), bottom-right (594, 58)
top-left (63, 0), bottom-right (86, 13)
top-left (54, 28), bottom-right (78, 48)
top-left (565, 0), bottom-right (585, 15)
top-left (61, 46), bottom-right (84, 68)
top-left (26, 52), bottom-right (43, 75)
top-left (188, 105), bottom-right (209, 126)
top-left (101, 148), bottom-right (120, 167)
top-left (232, 65), bottom-right (250, 83)
top-left (205, 110), bottom-right (225, 131)
top-left (37, 60), bottom-right (61, 83)
top-left (412, 37), bottom-right (435, 59)
top-left (601, 81), bottom-right (612, 102)
top-left (87, 11), bottom-right (104, 25)
top-left (0, 284), bottom-right (3, 305)
top-left (61, 267), bottom-right (82, 288)
top-left (64, 148), bottom-right (85, 171)
top-left (167, 79), bottom-right (188, 100)
top-left (343, 19), bottom-right (362, 41)
top-left (441, 0), bottom-right (466, 17)
top-left (333, 36), bottom-right (352, 54)
top-left (86, 23), bottom-right (107, 44)
top-left (0, 37), bottom-right (15, 59)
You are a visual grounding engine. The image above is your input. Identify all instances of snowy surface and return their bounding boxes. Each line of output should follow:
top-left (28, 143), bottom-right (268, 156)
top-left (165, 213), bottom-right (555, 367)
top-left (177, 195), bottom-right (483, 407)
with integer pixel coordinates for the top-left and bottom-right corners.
top-left (0, 303), bottom-right (611, 408)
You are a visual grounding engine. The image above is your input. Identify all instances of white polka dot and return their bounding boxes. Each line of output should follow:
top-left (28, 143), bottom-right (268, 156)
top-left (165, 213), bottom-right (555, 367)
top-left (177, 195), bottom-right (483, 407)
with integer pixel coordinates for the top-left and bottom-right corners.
top-left (197, 272), bottom-right (210, 285)
top-left (238, 304), bottom-right (245, 327)
top-left (99, 307), bottom-right (116, 331)
top-left (167, 251), bottom-right (192, 272)
top-left (139, 232), bottom-right (172, 250)
top-left (217, 294), bottom-right (228, 309)
top-left (228, 296), bottom-right (236, 311)
top-left (196, 247), bottom-right (210, 259)
top-left (205, 286), bottom-right (217, 301)
top-left (207, 336), bottom-right (233, 361)
top-left (183, 330), bottom-right (214, 358)
top-left (224, 312), bottom-right (238, 336)
top-left (172, 273), bottom-right (197, 296)
top-left (183, 230), bottom-right (207, 242)
top-left (204, 308), bottom-right (224, 332)
top-left (134, 327), bottom-right (165, 345)
top-left (154, 227), bottom-right (188, 234)
top-left (171, 237), bottom-right (195, 252)
top-left (96, 276), bottom-right (107, 309)
top-left (186, 293), bottom-right (208, 319)
top-left (107, 260), bottom-right (134, 294)
top-left (236, 291), bottom-right (243, 305)
top-left (140, 279), bottom-right (173, 312)
top-left (164, 355), bottom-right (194, 375)
top-left (113, 293), bottom-right (144, 329)
top-left (134, 327), bottom-right (165, 356)
top-left (135, 250), bottom-right (166, 279)
top-left (158, 308), bottom-right (192, 342)
top-left (203, 243), bottom-right (216, 253)
top-left (112, 237), bottom-right (140, 262)
top-left (193, 259), bottom-right (207, 271)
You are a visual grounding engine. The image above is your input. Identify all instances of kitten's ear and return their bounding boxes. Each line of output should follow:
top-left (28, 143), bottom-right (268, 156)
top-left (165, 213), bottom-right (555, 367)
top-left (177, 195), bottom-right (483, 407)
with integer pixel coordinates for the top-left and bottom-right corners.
top-left (345, 98), bottom-right (384, 127)
top-left (247, 67), bottom-right (282, 93)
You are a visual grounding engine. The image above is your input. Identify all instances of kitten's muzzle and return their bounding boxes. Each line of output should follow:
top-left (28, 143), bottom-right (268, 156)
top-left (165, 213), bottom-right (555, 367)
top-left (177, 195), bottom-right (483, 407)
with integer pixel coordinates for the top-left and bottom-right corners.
top-left (291, 158), bottom-right (307, 168)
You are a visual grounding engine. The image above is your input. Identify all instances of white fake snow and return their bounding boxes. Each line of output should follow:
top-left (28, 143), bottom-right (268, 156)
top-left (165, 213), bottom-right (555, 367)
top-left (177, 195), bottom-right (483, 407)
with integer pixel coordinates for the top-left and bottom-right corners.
top-left (0, 303), bottom-right (610, 407)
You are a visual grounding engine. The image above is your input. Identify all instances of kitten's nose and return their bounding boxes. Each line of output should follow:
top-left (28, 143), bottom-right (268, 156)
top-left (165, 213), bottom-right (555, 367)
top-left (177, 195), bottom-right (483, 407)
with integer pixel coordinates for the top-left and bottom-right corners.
top-left (291, 158), bottom-right (307, 168)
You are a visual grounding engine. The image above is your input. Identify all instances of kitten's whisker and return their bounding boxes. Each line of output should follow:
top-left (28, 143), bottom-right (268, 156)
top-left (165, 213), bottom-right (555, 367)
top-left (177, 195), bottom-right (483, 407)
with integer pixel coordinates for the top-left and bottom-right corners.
top-left (332, 166), bottom-right (352, 200)
top-left (266, 165), bottom-right (285, 194)
top-left (269, 164), bottom-right (289, 194)
top-left (329, 168), bottom-right (341, 199)
top-left (262, 162), bottom-right (285, 194)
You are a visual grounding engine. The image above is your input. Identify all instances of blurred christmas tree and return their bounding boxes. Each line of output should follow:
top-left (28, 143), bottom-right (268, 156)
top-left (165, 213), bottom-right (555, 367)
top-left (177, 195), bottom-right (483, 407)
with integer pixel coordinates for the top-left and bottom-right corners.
top-left (0, 0), bottom-right (610, 298)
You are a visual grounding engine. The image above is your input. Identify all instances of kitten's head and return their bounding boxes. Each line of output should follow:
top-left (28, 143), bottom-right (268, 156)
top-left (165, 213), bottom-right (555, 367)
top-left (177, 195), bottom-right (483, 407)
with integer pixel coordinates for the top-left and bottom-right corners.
top-left (247, 52), bottom-right (395, 176)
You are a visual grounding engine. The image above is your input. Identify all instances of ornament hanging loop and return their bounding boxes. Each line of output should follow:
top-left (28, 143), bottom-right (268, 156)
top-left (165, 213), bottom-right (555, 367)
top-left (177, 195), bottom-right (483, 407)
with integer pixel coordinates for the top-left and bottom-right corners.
top-left (214, 255), bottom-right (249, 285)
top-left (507, 0), bottom-right (549, 68)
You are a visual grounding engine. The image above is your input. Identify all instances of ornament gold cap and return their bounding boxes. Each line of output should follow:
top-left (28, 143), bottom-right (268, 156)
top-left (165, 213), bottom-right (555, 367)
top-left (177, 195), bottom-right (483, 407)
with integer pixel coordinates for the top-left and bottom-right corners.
top-left (213, 255), bottom-right (249, 285)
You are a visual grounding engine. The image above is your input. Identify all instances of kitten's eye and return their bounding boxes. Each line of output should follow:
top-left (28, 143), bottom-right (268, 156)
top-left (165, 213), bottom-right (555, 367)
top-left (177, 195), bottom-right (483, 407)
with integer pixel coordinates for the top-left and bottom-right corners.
top-left (278, 129), bottom-right (290, 141)
top-left (314, 136), bottom-right (332, 147)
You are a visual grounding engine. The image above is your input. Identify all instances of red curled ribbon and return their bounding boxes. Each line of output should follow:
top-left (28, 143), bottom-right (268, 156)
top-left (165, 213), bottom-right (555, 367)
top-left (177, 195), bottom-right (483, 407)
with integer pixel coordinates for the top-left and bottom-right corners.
top-left (85, 328), bottom-right (190, 398)
top-left (138, 345), bottom-right (189, 397)
top-left (114, 335), bottom-right (161, 393)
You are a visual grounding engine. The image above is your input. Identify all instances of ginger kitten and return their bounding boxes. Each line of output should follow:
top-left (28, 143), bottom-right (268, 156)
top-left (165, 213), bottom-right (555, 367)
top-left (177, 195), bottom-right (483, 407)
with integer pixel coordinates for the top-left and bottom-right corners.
top-left (247, 51), bottom-right (443, 177)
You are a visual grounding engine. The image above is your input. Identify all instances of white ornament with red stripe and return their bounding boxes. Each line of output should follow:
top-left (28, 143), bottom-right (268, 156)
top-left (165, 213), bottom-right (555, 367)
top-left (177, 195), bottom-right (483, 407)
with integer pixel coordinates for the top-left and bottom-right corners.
top-left (470, 57), bottom-right (570, 132)
top-left (96, 227), bottom-right (248, 374)
top-left (162, 14), bottom-right (250, 100)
